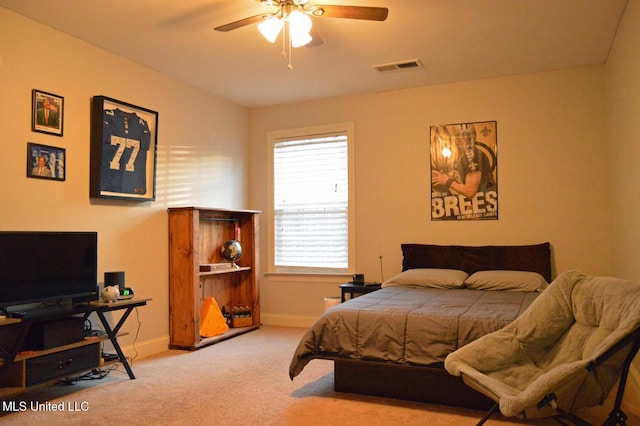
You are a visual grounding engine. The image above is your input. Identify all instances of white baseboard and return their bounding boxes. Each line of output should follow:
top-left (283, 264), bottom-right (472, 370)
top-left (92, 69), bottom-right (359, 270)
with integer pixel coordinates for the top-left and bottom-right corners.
top-left (105, 335), bottom-right (170, 360)
top-left (260, 313), bottom-right (318, 329)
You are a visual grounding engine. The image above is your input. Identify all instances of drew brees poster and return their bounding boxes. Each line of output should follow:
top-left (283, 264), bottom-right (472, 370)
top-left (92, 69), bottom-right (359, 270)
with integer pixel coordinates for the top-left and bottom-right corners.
top-left (430, 121), bottom-right (498, 221)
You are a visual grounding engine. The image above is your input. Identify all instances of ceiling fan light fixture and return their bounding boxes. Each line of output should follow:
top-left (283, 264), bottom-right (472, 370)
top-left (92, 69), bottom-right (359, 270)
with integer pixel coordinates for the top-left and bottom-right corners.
top-left (289, 10), bottom-right (312, 31)
top-left (289, 10), bottom-right (312, 47)
top-left (217, 2), bottom-right (388, 69)
top-left (258, 16), bottom-right (283, 43)
top-left (291, 30), bottom-right (312, 48)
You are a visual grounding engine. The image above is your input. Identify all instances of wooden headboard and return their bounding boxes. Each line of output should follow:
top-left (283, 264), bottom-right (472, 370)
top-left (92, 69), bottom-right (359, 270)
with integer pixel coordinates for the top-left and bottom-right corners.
top-left (401, 242), bottom-right (552, 283)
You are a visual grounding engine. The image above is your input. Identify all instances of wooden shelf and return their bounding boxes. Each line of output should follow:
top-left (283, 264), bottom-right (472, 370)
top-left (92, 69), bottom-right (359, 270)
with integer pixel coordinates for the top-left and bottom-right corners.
top-left (168, 207), bottom-right (261, 350)
top-left (170, 325), bottom-right (260, 350)
top-left (0, 318), bottom-right (21, 326)
top-left (14, 332), bottom-right (128, 361)
top-left (14, 336), bottom-right (105, 361)
top-left (199, 266), bottom-right (251, 277)
top-left (0, 386), bottom-right (25, 399)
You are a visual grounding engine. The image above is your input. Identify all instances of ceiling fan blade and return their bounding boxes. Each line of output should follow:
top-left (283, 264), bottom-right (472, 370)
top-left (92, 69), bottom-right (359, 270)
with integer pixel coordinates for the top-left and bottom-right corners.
top-left (214, 14), bottom-right (269, 32)
top-left (306, 27), bottom-right (324, 48)
top-left (312, 5), bottom-right (389, 21)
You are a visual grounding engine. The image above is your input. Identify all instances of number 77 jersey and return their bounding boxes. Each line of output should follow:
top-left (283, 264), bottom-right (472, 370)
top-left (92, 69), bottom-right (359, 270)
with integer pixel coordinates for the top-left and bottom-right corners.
top-left (101, 108), bottom-right (151, 195)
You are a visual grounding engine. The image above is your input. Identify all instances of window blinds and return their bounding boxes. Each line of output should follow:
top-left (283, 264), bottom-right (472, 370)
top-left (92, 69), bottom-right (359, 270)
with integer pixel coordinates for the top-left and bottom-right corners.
top-left (273, 134), bottom-right (349, 270)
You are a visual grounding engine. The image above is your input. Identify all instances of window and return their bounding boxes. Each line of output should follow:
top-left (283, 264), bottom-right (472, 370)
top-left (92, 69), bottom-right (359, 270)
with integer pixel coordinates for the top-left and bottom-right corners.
top-left (268, 123), bottom-right (355, 274)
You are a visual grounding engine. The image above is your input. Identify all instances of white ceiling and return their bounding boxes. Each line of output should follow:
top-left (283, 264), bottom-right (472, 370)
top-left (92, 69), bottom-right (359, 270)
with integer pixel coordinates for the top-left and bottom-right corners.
top-left (0, 0), bottom-right (628, 108)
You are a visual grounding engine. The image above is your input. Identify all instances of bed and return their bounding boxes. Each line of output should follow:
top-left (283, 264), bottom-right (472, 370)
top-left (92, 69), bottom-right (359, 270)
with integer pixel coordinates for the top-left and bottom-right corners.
top-left (289, 242), bottom-right (553, 409)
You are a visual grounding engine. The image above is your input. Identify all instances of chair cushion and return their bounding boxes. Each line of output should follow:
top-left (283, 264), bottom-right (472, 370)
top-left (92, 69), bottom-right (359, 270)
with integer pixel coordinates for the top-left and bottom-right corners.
top-left (445, 270), bottom-right (640, 419)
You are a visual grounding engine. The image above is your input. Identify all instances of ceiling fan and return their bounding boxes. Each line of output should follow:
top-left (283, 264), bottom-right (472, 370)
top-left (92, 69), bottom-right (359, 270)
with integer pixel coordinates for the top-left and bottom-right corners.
top-left (214, 0), bottom-right (389, 69)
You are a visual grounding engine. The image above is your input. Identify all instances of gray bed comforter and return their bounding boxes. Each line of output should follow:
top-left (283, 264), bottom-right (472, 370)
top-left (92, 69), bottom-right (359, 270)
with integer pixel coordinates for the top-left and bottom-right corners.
top-left (289, 286), bottom-right (538, 379)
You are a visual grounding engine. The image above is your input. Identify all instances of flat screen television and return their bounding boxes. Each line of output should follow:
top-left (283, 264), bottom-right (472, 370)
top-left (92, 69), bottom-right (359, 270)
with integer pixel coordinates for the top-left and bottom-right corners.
top-left (0, 231), bottom-right (98, 310)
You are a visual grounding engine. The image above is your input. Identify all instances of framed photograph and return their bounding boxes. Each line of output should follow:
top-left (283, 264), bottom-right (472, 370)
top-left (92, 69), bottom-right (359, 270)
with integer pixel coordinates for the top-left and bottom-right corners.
top-left (27, 142), bottom-right (66, 181)
top-left (90, 96), bottom-right (158, 201)
top-left (32, 89), bottom-right (64, 136)
top-left (430, 121), bottom-right (498, 221)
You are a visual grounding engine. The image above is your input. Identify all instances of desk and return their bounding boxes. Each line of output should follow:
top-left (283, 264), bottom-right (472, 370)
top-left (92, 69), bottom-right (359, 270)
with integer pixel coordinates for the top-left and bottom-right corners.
top-left (85, 298), bottom-right (151, 379)
top-left (0, 298), bottom-right (150, 393)
top-left (339, 283), bottom-right (382, 302)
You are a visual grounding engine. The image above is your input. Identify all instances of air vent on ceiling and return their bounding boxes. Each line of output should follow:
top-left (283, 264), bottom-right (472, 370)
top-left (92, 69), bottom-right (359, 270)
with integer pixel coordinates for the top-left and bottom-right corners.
top-left (373, 59), bottom-right (424, 73)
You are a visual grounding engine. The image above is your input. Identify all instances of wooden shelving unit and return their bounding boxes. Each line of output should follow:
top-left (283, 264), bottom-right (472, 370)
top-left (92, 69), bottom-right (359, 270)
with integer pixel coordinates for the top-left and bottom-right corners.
top-left (168, 207), bottom-right (260, 350)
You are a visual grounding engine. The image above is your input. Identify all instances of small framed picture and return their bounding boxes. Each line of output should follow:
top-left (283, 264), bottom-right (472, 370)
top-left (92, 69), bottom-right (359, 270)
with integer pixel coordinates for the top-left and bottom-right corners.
top-left (27, 142), bottom-right (66, 181)
top-left (32, 89), bottom-right (64, 136)
top-left (90, 96), bottom-right (158, 201)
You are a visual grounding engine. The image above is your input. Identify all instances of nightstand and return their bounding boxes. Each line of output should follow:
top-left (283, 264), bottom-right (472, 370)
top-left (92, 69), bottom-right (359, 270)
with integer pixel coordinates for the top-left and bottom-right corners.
top-left (339, 282), bottom-right (382, 302)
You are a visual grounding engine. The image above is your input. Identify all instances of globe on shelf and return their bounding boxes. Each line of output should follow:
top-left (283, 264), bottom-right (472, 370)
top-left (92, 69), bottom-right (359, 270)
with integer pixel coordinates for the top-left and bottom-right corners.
top-left (221, 240), bottom-right (243, 268)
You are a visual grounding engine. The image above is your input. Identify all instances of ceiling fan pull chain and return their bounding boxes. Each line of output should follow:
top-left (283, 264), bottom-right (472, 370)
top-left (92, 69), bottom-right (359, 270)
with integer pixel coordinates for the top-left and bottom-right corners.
top-left (279, 18), bottom-right (292, 70)
top-left (288, 26), bottom-right (294, 70)
top-left (281, 21), bottom-right (287, 59)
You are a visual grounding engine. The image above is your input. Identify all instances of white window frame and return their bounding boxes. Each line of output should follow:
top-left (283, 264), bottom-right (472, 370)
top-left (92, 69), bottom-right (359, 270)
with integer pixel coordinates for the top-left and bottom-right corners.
top-left (267, 122), bottom-right (355, 275)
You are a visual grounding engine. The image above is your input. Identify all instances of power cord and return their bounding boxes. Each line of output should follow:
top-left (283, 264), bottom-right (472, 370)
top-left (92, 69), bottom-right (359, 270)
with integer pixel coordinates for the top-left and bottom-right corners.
top-left (129, 306), bottom-right (141, 363)
top-left (59, 306), bottom-right (143, 385)
top-left (57, 367), bottom-right (112, 385)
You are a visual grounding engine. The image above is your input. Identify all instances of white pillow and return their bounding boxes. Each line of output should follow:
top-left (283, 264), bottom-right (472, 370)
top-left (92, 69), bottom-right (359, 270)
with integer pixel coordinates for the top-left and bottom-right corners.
top-left (464, 270), bottom-right (549, 292)
top-left (382, 268), bottom-right (468, 289)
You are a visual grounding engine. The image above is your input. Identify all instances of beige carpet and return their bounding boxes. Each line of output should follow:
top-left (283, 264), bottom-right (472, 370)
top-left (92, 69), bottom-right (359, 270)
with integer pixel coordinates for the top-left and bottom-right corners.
top-left (1, 326), bottom-right (638, 425)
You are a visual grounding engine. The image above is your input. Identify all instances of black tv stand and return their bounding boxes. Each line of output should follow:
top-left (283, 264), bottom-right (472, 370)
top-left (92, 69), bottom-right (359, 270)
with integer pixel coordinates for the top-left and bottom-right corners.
top-left (0, 298), bottom-right (150, 398)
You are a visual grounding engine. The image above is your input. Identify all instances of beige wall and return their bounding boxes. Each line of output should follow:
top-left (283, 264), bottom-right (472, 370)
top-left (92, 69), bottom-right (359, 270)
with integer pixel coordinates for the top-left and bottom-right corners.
top-left (249, 66), bottom-right (613, 326)
top-left (0, 8), bottom-right (250, 356)
top-left (604, 0), bottom-right (640, 385)
top-left (608, 1), bottom-right (640, 281)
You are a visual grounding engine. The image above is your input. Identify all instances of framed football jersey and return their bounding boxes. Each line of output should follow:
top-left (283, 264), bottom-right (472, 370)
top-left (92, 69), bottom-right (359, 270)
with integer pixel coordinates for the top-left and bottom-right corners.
top-left (90, 96), bottom-right (158, 201)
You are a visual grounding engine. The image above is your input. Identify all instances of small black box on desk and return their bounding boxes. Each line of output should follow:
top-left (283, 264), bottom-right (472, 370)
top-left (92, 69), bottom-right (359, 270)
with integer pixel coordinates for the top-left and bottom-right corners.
top-left (26, 316), bottom-right (86, 350)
